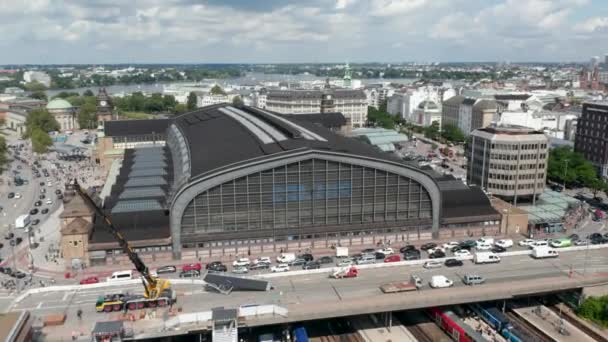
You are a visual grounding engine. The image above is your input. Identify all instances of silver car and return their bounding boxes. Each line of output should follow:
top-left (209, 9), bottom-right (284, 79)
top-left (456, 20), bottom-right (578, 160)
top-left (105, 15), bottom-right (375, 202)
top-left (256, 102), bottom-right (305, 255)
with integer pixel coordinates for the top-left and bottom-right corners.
top-left (232, 266), bottom-right (249, 274)
top-left (423, 260), bottom-right (442, 269)
top-left (463, 274), bottom-right (485, 285)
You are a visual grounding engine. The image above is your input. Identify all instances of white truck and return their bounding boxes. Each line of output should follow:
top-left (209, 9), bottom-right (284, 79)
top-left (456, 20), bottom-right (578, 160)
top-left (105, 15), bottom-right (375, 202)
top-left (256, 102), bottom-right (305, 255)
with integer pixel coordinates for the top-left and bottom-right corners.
top-left (335, 246), bottom-right (349, 258)
top-left (531, 246), bottom-right (559, 259)
top-left (276, 253), bottom-right (296, 264)
top-left (474, 252), bottom-right (501, 264)
top-left (15, 214), bottom-right (30, 229)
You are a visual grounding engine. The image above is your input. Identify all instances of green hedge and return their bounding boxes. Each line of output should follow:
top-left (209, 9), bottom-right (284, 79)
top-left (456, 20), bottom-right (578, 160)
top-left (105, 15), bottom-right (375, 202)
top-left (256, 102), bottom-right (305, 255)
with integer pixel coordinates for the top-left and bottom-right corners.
top-left (577, 295), bottom-right (608, 327)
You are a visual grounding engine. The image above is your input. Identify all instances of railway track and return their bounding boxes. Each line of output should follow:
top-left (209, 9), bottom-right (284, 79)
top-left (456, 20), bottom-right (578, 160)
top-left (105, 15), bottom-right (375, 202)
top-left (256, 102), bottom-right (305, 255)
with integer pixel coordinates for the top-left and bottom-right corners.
top-left (394, 310), bottom-right (451, 342)
top-left (545, 301), bottom-right (607, 342)
top-left (505, 311), bottom-right (552, 342)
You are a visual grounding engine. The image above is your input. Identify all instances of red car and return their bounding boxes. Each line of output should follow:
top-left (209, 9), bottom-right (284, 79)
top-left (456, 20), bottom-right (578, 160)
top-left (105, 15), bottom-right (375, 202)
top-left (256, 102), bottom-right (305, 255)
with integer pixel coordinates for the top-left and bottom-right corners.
top-left (79, 276), bottom-right (99, 285)
top-left (182, 263), bottom-right (202, 272)
top-left (383, 255), bottom-right (401, 263)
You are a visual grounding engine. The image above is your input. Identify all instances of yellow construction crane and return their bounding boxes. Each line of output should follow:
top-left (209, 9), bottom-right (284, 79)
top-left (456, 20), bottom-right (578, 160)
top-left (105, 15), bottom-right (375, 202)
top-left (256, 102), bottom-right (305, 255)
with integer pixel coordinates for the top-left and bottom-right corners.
top-left (72, 180), bottom-right (176, 312)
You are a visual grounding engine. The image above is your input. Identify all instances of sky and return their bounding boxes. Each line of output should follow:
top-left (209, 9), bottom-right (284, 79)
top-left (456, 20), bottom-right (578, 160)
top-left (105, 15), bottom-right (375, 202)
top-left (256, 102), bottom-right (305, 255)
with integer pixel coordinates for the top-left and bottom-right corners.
top-left (0, 0), bottom-right (607, 64)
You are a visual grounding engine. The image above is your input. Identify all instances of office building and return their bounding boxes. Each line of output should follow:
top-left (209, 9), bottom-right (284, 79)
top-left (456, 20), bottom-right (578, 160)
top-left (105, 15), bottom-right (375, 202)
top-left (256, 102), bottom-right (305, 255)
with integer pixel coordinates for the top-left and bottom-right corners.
top-left (468, 125), bottom-right (549, 204)
top-left (574, 102), bottom-right (608, 177)
top-left (265, 83), bottom-right (367, 127)
top-left (441, 95), bottom-right (465, 128)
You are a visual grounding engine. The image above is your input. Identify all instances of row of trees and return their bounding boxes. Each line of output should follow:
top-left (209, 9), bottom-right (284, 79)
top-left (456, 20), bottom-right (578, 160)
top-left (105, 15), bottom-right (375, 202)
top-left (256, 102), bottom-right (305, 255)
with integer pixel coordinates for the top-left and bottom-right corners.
top-left (547, 146), bottom-right (608, 195)
top-left (0, 135), bottom-right (7, 172)
top-left (24, 109), bottom-right (59, 153)
top-left (578, 295), bottom-right (608, 327)
top-left (113, 92), bottom-right (183, 114)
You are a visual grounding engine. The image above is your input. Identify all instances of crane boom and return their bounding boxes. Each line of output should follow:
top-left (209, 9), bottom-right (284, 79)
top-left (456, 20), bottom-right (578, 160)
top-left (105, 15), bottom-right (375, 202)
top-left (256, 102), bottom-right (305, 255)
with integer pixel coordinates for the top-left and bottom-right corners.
top-left (72, 180), bottom-right (159, 296)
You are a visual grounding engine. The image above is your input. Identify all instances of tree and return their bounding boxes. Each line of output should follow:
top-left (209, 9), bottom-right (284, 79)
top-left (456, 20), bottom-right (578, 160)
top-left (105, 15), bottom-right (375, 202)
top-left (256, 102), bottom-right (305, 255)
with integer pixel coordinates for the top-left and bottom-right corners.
top-left (210, 85), bottom-right (226, 95)
top-left (31, 128), bottom-right (53, 154)
top-left (547, 146), bottom-right (597, 187)
top-left (367, 106), bottom-right (395, 129)
top-left (24, 109), bottom-right (60, 137)
top-left (187, 92), bottom-right (198, 111)
top-left (24, 81), bottom-right (47, 91)
top-left (128, 92), bottom-right (146, 112)
top-left (83, 89), bottom-right (94, 97)
top-left (578, 295), bottom-right (608, 327)
top-left (78, 102), bottom-right (97, 129)
top-left (441, 124), bottom-right (465, 143)
top-left (29, 91), bottom-right (48, 101)
top-left (0, 136), bottom-right (7, 172)
top-left (52, 91), bottom-right (79, 99)
top-left (162, 95), bottom-right (177, 111)
top-left (232, 96), bottom-right (243, 106)
top-left (174, 103), bottom-right (188, 114)
top-left (424, 121), bottom-right (440, 140)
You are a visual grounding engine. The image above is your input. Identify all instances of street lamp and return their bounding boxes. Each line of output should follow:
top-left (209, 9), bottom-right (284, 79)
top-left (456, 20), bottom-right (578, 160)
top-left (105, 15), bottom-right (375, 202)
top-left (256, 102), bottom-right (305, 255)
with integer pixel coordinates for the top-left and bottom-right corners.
top-left (563, 159), bottom-right (569, 189)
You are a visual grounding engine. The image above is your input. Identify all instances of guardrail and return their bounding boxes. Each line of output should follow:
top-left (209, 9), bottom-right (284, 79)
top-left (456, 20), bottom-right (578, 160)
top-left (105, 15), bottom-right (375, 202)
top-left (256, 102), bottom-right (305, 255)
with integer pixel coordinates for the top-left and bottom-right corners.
top-left (9, 244), bottom-right (607, 305)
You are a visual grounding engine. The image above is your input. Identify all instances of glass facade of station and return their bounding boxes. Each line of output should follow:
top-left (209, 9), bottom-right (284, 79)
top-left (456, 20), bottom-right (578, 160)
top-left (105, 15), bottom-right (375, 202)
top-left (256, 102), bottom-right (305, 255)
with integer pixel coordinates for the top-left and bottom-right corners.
top-left (180, 158), bottom-right (432, 239)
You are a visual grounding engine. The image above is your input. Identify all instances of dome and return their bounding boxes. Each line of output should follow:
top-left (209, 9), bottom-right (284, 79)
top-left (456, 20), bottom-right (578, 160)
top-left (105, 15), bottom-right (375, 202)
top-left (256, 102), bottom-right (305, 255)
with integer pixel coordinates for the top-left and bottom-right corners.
top-left (46, 98), bottom-right (73, 110)
top-left (418, 100), bottom-right (438, 110)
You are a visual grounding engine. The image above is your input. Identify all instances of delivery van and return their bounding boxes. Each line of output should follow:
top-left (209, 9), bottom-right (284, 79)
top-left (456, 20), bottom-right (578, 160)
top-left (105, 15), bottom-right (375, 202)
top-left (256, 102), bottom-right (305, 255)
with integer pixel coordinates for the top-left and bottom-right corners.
top-left (532, 247), bottom-right (559, 259)
top-left (430, 275), bottom-right (454, 289)
top-left (474, 252), bottom-right (501, 264)
top-left (276, 253), bottom-right (296, 264)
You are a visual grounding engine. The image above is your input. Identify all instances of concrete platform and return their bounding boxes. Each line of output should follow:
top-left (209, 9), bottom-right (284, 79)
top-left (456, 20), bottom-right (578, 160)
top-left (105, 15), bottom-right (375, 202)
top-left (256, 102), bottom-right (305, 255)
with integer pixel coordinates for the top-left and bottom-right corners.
top-left (513, 305), bottom-right (595, 342)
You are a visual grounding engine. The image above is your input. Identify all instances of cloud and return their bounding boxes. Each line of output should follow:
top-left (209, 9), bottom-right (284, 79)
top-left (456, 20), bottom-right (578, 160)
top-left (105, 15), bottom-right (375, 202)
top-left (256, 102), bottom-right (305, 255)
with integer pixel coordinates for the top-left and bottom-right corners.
top-left (574, 17), bottom-right (608, 33)
top-left (0, 0), bottom-right (605, 63)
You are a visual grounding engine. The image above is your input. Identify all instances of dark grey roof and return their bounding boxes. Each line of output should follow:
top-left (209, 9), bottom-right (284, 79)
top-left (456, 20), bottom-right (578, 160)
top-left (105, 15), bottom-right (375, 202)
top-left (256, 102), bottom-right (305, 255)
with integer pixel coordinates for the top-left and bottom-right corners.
top-left (494, 94), bottom-right (532, 101)
top-left (443, 95), bottom-right (465, 106)
top-left (442, 186), bottom-right (499, 219)
top-left (267, 89), bottom-right (365, 100)
top-left (418, 100), bottom-right (438, 110)
top-left (92, 321), bottom-right (123, 336)
top-left (104, 119), bottom-right (170, 137)
top-left (173, 104), bottom-right (401, 179)
top-left (283, 112), bottom-right (347, 129)
top-left (462, 98), bottom-right (477, 106)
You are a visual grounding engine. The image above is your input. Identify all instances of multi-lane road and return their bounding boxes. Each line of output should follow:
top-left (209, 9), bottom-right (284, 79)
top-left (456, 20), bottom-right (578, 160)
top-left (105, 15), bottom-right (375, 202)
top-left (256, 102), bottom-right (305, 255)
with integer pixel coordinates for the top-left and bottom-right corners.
top-left (10, 248), bottom-right (608, 339)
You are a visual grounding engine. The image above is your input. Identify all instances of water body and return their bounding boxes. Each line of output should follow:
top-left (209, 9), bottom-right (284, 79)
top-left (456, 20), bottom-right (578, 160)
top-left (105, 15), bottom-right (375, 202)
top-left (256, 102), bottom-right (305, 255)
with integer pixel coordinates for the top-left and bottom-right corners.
top-left (45, 72), bottom-right (416, 97)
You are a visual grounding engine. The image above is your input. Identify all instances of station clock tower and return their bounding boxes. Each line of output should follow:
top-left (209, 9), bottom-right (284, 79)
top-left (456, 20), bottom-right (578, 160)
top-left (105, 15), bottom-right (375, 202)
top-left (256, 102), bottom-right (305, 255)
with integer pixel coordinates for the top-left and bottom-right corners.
top-left (96, 88), bottom-right (114, 123)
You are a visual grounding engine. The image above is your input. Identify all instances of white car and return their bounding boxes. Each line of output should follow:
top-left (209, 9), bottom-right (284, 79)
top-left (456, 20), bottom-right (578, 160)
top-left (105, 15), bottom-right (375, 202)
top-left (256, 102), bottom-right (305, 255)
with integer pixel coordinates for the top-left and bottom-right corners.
top-left (376, 247), bottom-right (394, 255)
top-left (574, 239), bottom-right (589, 246)
top-left (530, 240), bottom-right (549, 248)
top-left (232, 258), bottom-right (251, 267)
top-left (46, 181), bottom-right (53, 187)
top-left (443, 241), bottom-right (460, 250)
top-left (423, 260), bottom-right (443, 269)
top-left (253, 256), bottom-right (271, 264)
top-left (495, 239), bottom-right (513, 248)
top-left (271, 264), bottom-right (290, 273)
top-left (14, 193), bottom-right (21, 199)
top-left (336, 259), bottom-right (353, 267)
top-left (518, 239), bottom-right (535, 247)
top-left (45, 199), bottom-right (52, 205)
top-left (476, 243), bottom-right (492, 251)
top-left (427, 246), bottom-right (446, 255)
top-left (454, 250), bottom-right (472, 258)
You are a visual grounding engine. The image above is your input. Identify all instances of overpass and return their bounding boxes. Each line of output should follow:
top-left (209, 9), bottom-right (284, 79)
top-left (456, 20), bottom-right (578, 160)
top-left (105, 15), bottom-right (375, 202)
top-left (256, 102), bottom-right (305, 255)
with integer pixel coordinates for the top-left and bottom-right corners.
top-left (10, 248), bottom-right (608, 340)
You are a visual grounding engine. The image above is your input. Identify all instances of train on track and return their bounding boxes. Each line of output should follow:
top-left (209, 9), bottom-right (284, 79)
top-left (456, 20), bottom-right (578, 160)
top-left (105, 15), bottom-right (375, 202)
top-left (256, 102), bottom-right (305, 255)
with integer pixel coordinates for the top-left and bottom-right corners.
top-left (427, 307), bottom-right (485, 342)
top-left (468, 303), bottom-right (529, 342)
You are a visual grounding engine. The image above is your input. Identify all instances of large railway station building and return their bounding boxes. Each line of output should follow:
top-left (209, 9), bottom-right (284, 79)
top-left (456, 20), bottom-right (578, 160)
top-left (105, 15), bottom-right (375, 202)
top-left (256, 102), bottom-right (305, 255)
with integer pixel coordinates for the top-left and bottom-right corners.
top-left (85, 104), bottom-right (501, 261)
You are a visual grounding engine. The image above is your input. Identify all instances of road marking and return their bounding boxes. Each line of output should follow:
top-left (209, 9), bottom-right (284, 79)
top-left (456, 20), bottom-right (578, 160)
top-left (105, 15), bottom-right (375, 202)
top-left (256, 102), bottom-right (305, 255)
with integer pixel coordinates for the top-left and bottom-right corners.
top-left (62, 292), bottom-right (71, 301)
top-left (36, 302), bottom-right (42, 309)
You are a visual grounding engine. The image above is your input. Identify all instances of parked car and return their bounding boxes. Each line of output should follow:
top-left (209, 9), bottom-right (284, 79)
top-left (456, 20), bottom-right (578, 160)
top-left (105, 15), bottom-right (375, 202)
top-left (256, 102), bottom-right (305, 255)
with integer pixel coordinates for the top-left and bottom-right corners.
top-left (444, 259), bottom-right (463, 267)
top-left (182, 263), bottom-right (202, 272)
top-left (249, 263), bottom-right (270, 270)
top-left (518, 239), bottom-right (535, 247)
top-left (568, 234), bottom-right (579, 241)
top-left (495, 239), bottom-right (513, 248)
top-left (356, 255), bottom-right (376, 265)
top-left (12, 271), bottom-right (26, 279)
top-left (232, 267), bottom-right (249, 274)
top-left (29, 208), bottom-right (38, 215)
top-left (41, 208), bottom-right (49, 214)
top-left (376, 247), bottom-right (394, 255)
top-left (45, 199), bottom-right (52, 205)
top-left (383, 255), bottom-right (401, 263)
top-left (39, 194), bottom-right (45, 200)
top-left (156, 265), bottom-right (177, 274)
top-left (336, 259), bottom-right (353, 267)
top-left (463, 274), bottom-right (486, 286)
top-left (55, 189), bottom-right (62, 194)
top-left (475, 243), bottom-right (492, 251)
top-left (374, 252), bottom-right (386, 260)
top-left (14, 193), bottom-right (21, 199)
top-left (31, 219), bottom-right (40, 226)
top-left (452, 245), bottom-right (471, 252)
top-left (420, 243), bottom-right (437, 251)
top-left (399, 245), bottom-right (416, 253)
top-left (588, 233), bottom-right (603, 240)
top-left (574, 239), bottom-right (589, 246)
top-left (232, 258), bottom-right (251, 267)
top-left (459, 240), bottom-right (477, 248)
top-left (403, 250), bottom-right (421, 260)
top-left (423, 260), bottom-right (442, 269)
top-left (179, 270), bottom-right (200, 278)
top-left (361, 248), bottom-right (376, 254)
top-left (253, 257), bottom-right (271, 265)
top-left (442, 241), bottom-right (460, 251)
top-left (491, 246), bottom-right (507, 253)
top-left (271, 264), bottom-right (290, 273)
top-left (299, 253), bottom-right (314, 262)
top-left (454, 250), bottom-right (471, 258)
top-left (318, 256), bottom-right (334, 264)
top-left (302, 261), bottom-right (321, 270)
top-left (80, 276), bottom-right (100, 285)
top-left (429, 250), bottom-right (446, 259)
top-left (288, 258), bottom-right (307, 266)
top-left (4, 233), bottom-right (14, 240)
top-left (34, 201), bottom-right (42, 207)
top-left (7, 192), bottom-right (14, 198)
